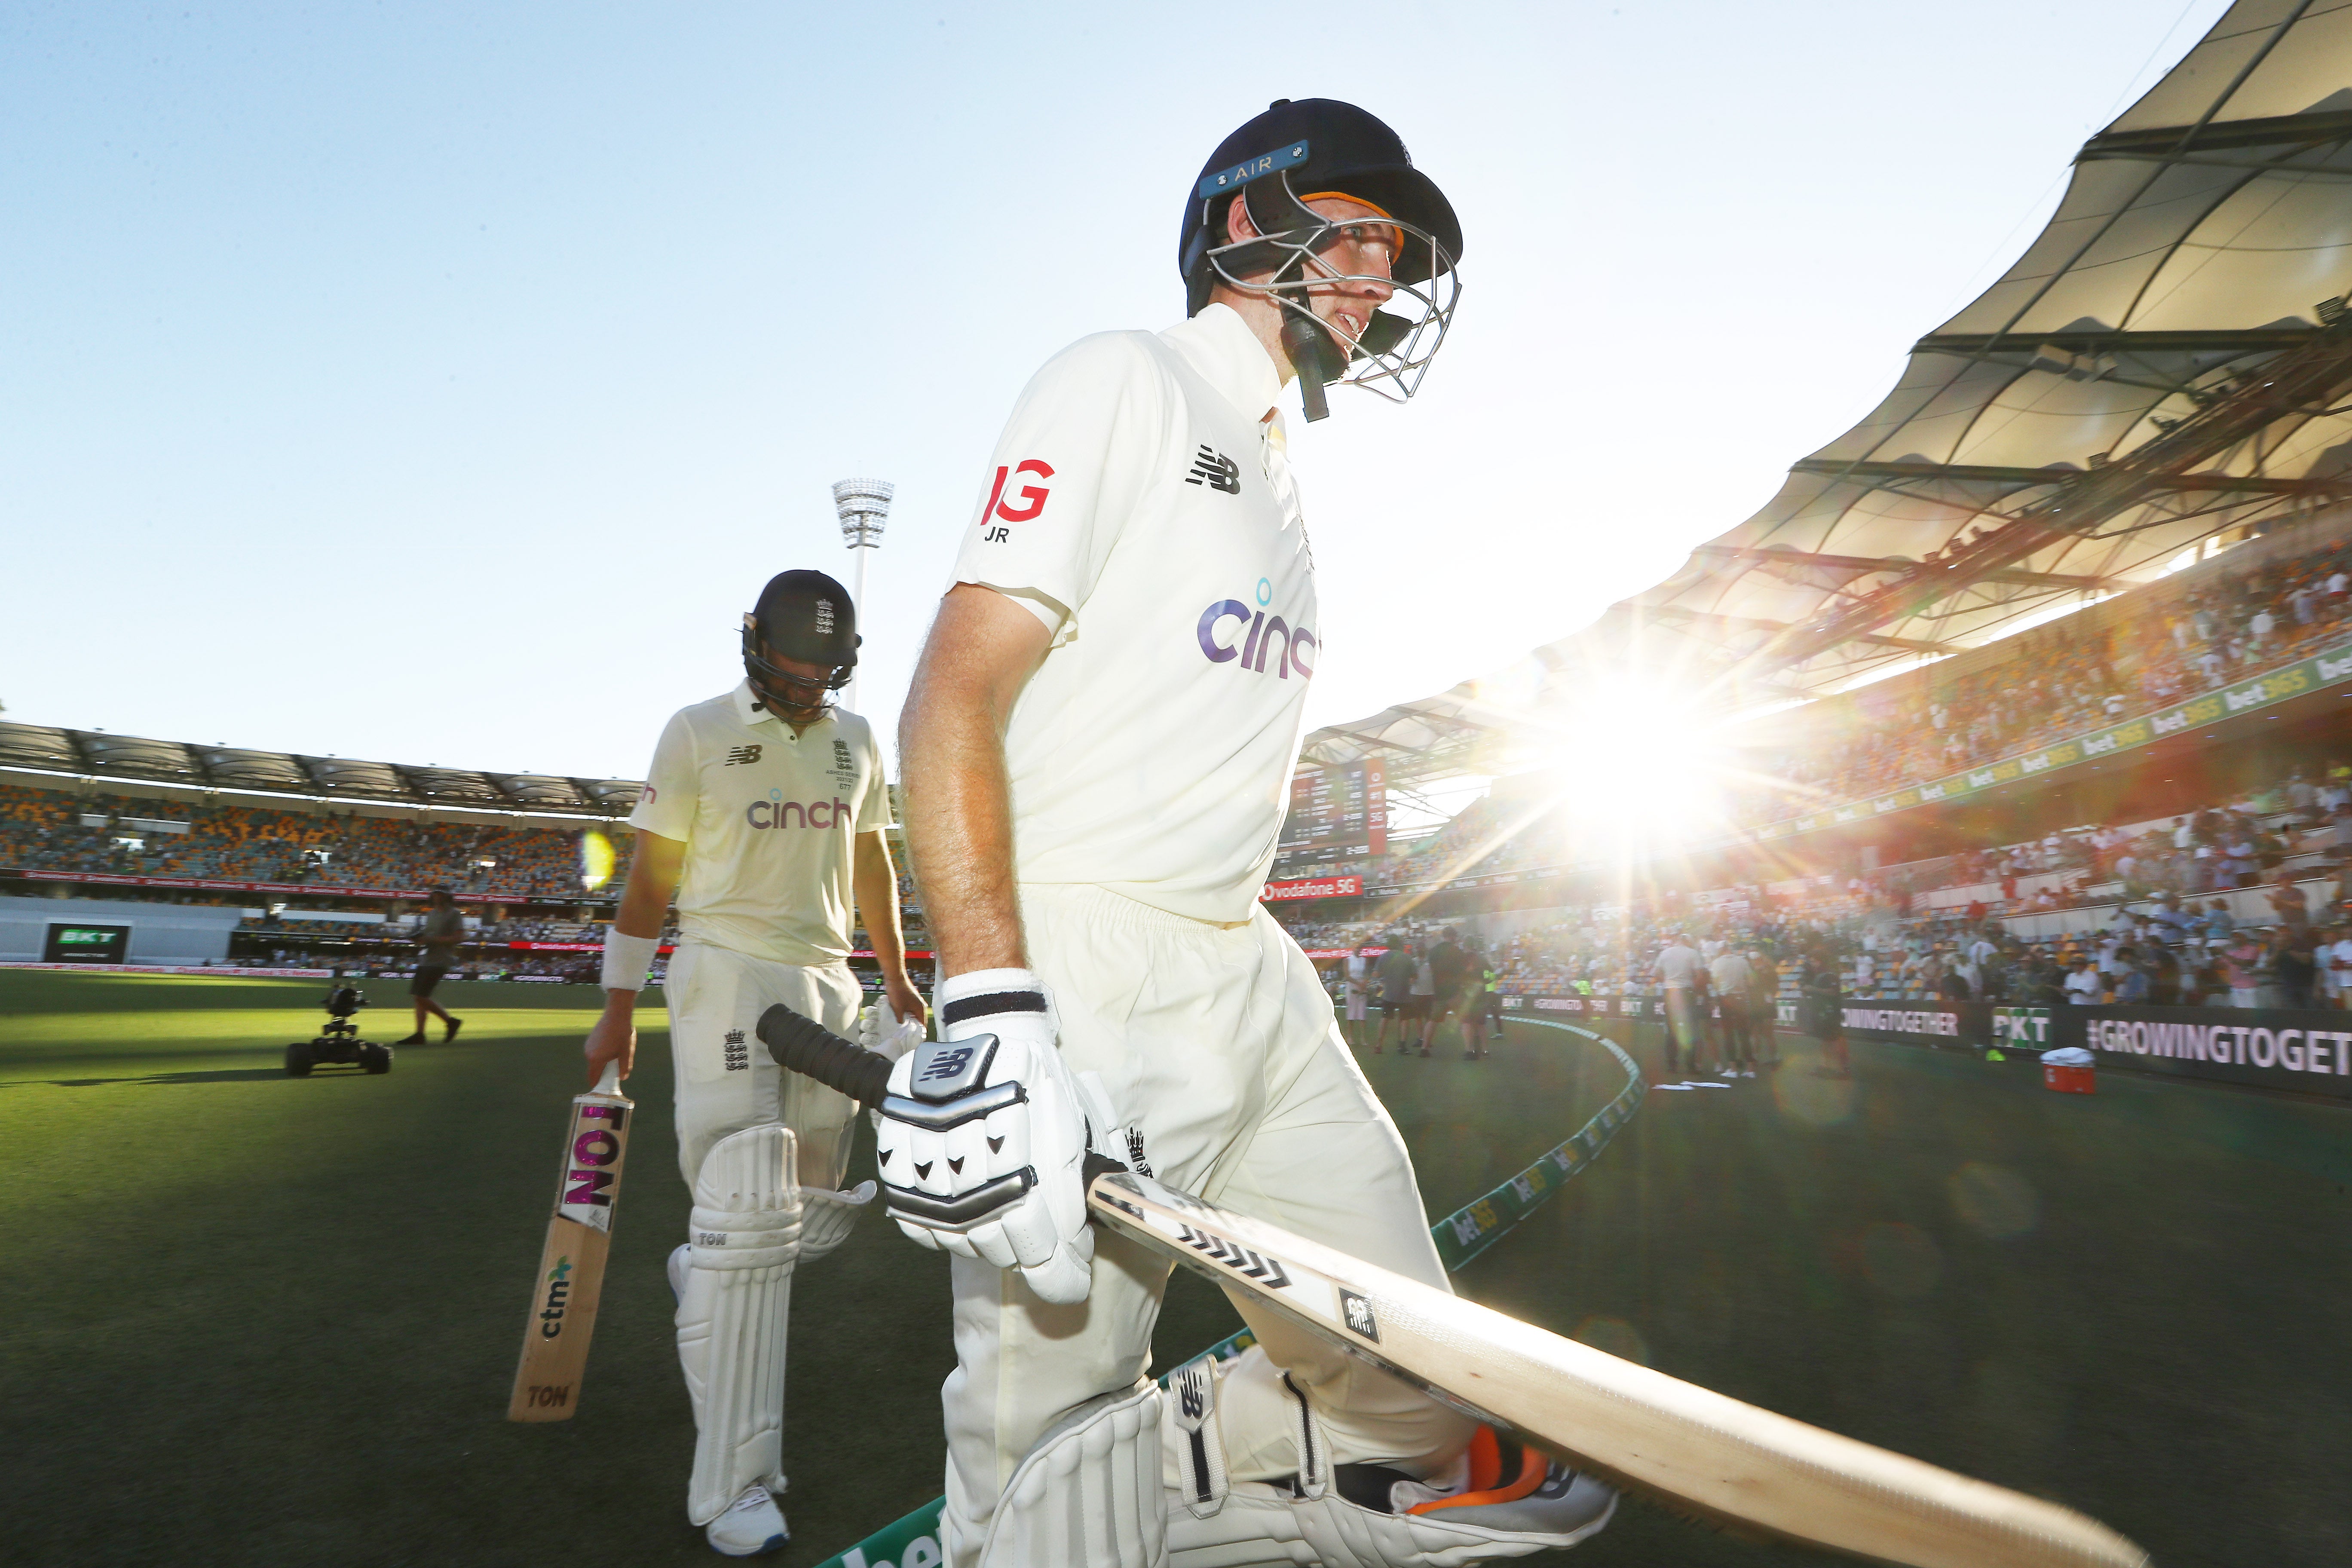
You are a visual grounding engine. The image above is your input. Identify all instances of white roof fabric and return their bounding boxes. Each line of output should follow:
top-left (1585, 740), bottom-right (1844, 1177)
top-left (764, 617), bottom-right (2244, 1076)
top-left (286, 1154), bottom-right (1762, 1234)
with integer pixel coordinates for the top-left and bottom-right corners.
top-left (1307, 0), bottom-right (2352, 771)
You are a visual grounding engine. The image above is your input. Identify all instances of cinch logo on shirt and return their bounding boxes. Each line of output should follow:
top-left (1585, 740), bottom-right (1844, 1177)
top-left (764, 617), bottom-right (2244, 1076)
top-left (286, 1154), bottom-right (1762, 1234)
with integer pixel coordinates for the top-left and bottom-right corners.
top-left (744, 798), bottom-right (854, 829)
top-left (1197, 597), bottom-right (1315, 680)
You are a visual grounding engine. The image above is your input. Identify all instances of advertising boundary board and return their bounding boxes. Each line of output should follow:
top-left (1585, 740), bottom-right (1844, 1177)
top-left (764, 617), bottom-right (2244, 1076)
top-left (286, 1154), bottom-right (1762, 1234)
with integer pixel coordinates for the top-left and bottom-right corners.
top-left (2069, 1004), bottom-right (2352, 1099)
top-left (1807, 997), bottom-right (2352, 1102)
top-left (808, 1017), bottom-right (1643, 1568)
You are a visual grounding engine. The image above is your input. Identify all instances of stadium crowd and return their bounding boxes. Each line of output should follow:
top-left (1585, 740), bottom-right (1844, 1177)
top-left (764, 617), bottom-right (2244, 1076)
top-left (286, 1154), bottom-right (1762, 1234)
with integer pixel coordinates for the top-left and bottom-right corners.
top-left (1743, 533), bottom-right (2352, 822)
top-left (0, 782), bottom-right (588, 900)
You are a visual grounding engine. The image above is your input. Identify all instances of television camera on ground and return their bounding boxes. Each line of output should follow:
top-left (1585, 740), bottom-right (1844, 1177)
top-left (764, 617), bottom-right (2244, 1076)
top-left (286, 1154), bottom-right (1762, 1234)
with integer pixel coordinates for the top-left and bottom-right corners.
top-left (285, 986), bottom-right (393, 1076)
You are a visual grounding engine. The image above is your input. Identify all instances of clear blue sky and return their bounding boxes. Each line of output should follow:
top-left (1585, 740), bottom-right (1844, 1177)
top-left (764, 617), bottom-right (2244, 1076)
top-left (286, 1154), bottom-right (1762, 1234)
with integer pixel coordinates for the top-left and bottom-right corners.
top-left (0, 1), bottom-right (2231, 784)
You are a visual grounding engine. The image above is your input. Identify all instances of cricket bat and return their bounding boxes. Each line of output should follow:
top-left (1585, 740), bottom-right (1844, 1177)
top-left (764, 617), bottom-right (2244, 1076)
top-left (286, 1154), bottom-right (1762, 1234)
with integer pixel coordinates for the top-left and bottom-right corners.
top-left (756, 1004), bottom-right (2147, 1568)
top-left (507, 1062), bottom-right (635, 1421)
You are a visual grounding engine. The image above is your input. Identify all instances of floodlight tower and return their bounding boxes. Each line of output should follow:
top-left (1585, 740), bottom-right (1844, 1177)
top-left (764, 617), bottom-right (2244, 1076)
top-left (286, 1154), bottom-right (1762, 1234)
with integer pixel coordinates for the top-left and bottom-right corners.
top-left (831, 478), bottom-right (894, 712)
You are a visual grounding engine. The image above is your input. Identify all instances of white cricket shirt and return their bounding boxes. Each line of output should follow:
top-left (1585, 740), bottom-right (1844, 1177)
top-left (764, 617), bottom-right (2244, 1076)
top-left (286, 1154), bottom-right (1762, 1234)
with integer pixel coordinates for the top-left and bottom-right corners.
top-left (628, 683), bottom-right (892, 967)
top-left (949, 303), bottom-right (1315, 923)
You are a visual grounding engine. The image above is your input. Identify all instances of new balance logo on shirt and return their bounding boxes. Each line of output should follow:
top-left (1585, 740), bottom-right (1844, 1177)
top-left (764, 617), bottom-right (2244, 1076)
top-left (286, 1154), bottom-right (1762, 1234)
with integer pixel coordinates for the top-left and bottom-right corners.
top-left (725, 745), bottom-right (763, 766)
top-left (1185, 445), bottom-right (1240, 494)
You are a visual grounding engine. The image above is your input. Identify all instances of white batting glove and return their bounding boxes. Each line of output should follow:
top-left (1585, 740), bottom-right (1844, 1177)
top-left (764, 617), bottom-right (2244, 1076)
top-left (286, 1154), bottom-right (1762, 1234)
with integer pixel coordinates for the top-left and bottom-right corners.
top-left (871, 969), bottom-right (1106, 1305)
top-left (857, 998), bottom-right (925, 1064)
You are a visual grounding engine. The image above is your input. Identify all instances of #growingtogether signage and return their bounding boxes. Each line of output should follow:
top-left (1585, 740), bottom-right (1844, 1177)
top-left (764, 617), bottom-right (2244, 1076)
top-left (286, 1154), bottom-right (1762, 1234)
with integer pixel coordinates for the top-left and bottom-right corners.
top-left (1832, 999), bottom-right (2352, 1101)
top-left (2084, 1011), bottom-right (2352, 1087)
top-left (1749, 637), bottom-right (2352, 842)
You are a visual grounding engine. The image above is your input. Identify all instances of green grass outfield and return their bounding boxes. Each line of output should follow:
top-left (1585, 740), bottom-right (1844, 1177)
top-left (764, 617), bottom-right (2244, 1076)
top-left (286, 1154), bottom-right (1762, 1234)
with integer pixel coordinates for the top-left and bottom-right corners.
top-left (2, 971), bottom-right (2346, 1566)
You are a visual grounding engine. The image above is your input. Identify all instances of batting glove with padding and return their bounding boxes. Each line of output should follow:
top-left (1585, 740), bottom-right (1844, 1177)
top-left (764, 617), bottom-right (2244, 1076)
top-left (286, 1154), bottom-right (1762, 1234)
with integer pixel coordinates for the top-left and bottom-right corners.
top-left (871, 969), bottom-right (1108, 1304)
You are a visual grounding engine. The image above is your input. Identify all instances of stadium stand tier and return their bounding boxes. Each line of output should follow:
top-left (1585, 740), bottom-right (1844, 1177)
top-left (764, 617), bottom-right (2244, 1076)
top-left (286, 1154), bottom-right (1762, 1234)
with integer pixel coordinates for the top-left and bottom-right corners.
top-left (0, 733), bottom-right (925, 977)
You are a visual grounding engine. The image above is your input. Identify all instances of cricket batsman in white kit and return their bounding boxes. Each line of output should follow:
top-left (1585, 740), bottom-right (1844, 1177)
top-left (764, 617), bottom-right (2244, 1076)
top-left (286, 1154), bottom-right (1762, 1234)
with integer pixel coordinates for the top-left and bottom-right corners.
top-left (887, 100), bottom-right (1616, 1566)
top-left (585, 569), bottom-right (928, 1555)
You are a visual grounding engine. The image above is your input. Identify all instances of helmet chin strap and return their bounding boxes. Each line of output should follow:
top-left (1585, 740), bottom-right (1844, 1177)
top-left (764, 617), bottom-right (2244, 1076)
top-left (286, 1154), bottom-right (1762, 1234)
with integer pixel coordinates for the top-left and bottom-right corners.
top-left (1280, 308), bottom-right (1344, 422)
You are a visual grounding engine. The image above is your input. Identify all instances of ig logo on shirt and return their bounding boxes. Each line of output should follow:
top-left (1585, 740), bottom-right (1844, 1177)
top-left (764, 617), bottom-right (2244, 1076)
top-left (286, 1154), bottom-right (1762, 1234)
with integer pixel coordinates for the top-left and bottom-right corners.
top-left (980, 459), bottom-right (1053, 542)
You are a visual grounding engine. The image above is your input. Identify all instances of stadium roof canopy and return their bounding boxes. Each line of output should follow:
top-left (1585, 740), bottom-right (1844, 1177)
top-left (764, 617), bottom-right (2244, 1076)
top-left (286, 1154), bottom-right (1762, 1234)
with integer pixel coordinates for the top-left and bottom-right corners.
top-left (1306, 0), bottom-right (2352, 775)
top-left (0, 721), bottom-right (645, 818)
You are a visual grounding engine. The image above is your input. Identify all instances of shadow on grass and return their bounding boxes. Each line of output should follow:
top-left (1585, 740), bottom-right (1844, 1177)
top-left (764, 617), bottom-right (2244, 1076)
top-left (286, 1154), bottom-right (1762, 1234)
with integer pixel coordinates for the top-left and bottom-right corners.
top-left (15, 1066), bottom-right (389, 1087)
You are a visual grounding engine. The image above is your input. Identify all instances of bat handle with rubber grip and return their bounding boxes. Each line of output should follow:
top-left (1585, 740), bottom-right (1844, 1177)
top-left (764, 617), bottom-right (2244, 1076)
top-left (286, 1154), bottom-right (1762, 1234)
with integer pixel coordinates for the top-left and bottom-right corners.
top-left (758, 1004), bottom-right (1139, 1190)
top-left (755, 1004), bottom-right (894, 1106)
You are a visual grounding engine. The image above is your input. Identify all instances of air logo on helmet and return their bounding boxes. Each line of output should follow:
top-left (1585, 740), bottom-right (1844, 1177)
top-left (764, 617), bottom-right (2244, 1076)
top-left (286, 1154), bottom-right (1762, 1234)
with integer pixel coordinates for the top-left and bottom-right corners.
top-left (1198, 140), bottom-right (1309, 199)
top-left (981, 459), bottom-right (1054, 543)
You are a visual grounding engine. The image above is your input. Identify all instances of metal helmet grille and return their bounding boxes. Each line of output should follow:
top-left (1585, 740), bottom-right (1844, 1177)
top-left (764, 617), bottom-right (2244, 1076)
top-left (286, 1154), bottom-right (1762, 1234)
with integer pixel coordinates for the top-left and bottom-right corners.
top-left (832, 479), bottom-right (894, 548)
top-left (1204, 193), bottom-right (1460, 407)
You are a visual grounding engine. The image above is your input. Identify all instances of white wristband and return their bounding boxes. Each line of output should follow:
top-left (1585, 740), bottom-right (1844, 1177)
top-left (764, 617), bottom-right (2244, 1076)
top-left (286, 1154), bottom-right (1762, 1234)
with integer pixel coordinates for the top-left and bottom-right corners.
top-left (601, 929), bottom-right (660, 993)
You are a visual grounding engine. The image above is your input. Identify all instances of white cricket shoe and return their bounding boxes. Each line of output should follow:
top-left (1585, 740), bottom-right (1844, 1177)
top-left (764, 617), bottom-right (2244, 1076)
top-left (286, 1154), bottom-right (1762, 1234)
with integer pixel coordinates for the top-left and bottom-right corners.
top-left (706, 1482), bottom-right (787, 1556)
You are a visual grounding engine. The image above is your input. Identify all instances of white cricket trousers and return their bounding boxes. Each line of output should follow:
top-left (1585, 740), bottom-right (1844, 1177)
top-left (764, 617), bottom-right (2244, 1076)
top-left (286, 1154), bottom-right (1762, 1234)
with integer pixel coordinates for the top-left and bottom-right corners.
top-left (940, 885), bottom-right (1472, 1565)
top-left (664, 940), bottom-right (863, 1191)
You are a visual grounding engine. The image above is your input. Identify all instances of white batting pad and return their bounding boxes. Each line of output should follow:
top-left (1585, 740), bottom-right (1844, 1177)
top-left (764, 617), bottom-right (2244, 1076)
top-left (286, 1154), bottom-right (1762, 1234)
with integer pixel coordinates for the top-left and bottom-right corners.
top-left (796, 1179), bottom-right (876, 1265)
top-left (978, 1378), bottom-right (1166, 1568)
top-left (1163, 1361), bottom-right (1611, 1568)
top-left (678, 1123), bottom-right (804, 1525)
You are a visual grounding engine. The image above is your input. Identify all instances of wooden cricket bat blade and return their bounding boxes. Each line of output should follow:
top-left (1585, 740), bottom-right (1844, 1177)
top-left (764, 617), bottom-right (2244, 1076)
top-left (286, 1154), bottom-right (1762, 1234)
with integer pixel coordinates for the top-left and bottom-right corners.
top-left (1086, 1170), bottom-right (2147, 1568)
top-left (507, 1066), bottom-right (635, 1421)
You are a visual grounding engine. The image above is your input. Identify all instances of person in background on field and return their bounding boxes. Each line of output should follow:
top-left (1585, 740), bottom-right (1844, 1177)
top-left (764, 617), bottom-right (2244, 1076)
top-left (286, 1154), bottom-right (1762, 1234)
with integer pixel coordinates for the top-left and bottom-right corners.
top-left (1340, 946), bottom-right (1371, 1049)
top-left (1799, 950), bottom-right (1849, 1079)
top-left (1372, 936), bottom-right (1415, 1054)
top-left (1654, 929), bottom-right (1703, 1080)
top-left (1423, 925), bottom-right (1477, 1060)
top-left (1708, 943), bottom-right (1756, 1078)
top-left (1407, 942), bottom-right (1437, 1058)
top-left (1746, 946), bottom-right (1780, 1068)
top-left (1463, 934), bottom-right (1504, 1050)
top-left (398, 887), bottom-right (465, 1044)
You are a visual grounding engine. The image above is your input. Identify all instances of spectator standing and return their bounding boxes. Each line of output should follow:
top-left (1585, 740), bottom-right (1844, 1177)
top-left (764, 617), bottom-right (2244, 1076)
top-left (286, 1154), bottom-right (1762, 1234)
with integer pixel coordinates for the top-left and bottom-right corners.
top-left (2269, 874), bottom-right (2310, 934)
top-left (2273, 929), bottom-right (2318, 1010)
top-left (399, 888), bottom-right (466, 1044)
top-left (2326, 924), bottom-right (2352, 1008)
top-left (2217, 933), bottom-right (2262, 1008)
top-left (2062, 957), bottom-right (2101, 1005)
top-left (2112, 949), bottom-right (2151, 1004)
